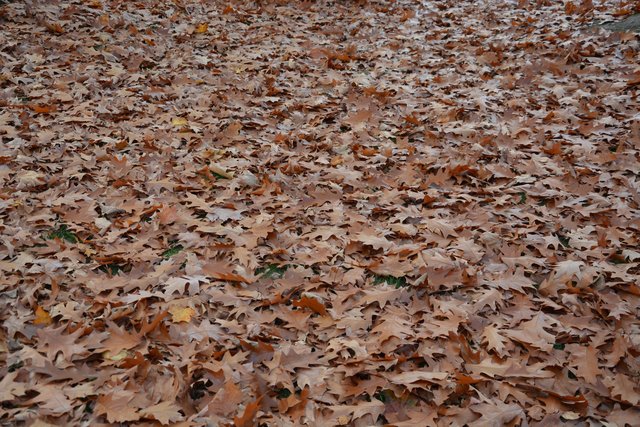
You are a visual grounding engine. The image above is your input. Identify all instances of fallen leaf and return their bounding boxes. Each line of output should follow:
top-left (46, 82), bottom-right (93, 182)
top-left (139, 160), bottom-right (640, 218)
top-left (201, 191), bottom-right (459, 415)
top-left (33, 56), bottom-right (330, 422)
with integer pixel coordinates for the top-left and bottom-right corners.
top-left (292, 296), bottom-right (327, 315)
top-left (172, 117), bottom-right (188, 126)
top-left (95, 393), bottom-right (140, 423)
top-left (33, 306), bottom-right (53, 326)
top-left (234, 397), bottom-right (261, 427)
top-left (141, 401), bottom-right (184, 425)
top-left (195, 23), bottom-right (209, 33)
top-left (169, 306), bottom-right (196, 323)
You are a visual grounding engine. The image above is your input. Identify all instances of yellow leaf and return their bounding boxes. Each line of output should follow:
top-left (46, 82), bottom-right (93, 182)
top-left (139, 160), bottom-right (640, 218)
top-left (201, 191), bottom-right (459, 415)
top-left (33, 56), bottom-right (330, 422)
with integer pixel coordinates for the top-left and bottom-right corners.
top-left (34, 306), bottom-right (52, 326)
top-left (195, 23), bottom-right (209, 33)
top-left (330, 155), bottom-right (344, 166)
top-left (103, 349), bottom-right (130, 361)
top-left (169, 306), bottom-right (195, 323)
top-left (172, 117), bottom-right (188, 127)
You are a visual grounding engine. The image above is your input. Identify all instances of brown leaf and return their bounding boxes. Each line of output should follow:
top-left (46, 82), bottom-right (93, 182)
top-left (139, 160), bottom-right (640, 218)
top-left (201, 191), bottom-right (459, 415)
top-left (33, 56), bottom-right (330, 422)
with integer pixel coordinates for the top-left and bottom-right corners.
top-left (576, 344), bottom-right (601, 385)
top-left (95, 393), bottom-right (140, 423)
top-left (141, 401), bottom-right (184, 425)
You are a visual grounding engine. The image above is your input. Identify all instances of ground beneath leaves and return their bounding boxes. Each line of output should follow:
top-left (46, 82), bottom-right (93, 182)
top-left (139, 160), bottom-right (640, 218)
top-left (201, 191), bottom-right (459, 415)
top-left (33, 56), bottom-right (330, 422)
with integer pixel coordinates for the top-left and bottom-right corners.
top-left (1, 0), bottom-right (639, 425)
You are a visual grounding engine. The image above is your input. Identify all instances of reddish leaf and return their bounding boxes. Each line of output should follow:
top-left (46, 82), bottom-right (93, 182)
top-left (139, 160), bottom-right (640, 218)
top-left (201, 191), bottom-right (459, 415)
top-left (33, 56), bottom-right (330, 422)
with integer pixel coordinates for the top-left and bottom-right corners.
top-left (292, 296), bottom-right (327, 315)
top-left (233, 397), bottom-right (262, 427)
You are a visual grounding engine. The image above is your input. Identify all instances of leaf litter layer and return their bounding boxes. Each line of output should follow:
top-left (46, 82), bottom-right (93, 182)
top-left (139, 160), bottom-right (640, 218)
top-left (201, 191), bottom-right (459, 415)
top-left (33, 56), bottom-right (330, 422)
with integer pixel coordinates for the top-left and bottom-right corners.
top-left (1, 0), bottom-right (639, 425)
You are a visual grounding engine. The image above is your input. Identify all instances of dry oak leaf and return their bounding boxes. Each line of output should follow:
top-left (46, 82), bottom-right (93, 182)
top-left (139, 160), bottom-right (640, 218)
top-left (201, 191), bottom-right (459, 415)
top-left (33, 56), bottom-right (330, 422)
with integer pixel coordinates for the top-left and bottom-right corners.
top-left (390, 410), bottom-right (439, 426)
top-left (467, 358), bottom-right (554, 379)
top-left (330, 400), bottom-right (386, 424)
top-left (353, 231), bottom-right (393, 250)
top-left (97, 321), bottom-right (142, 356)
top-left (36, 325), bottom-right (86, 362)
top-left (504, 312), bottom-right (558, 352)
top-left (141, 401), bottom-right (184, 425)
top-left (423, 218), bottom-right (458, 238)
top-left (604, 374), bottom-right (640, 405)
top-left (95, 393), bottom-right (140, 423)
top-left (388, 371), bottom-right (449, 385)
top-left (575, 344), bottom-right (601, 385)
top-left (23, 384), bottom-right (74, 415)
top-left (209, 380), bottom-right (245, 416)
top-left (0, 371), bottom-right (27, 402)
top-left (481, 325), bottom-right (509, 356)
top-left (371, 316), bottom-right (413, 342)
top-left (473, 289), bottom-right (503, 312)
top-left (469, 401), bottom-right (525, 427)
top-left (157, 205), bottom-right (179, 225)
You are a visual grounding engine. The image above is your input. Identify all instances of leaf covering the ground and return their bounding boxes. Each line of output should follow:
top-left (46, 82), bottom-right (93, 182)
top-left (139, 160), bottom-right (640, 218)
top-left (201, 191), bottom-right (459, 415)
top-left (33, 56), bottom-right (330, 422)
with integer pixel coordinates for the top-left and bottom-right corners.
top-left (0, 0), bottom-right (639, 425)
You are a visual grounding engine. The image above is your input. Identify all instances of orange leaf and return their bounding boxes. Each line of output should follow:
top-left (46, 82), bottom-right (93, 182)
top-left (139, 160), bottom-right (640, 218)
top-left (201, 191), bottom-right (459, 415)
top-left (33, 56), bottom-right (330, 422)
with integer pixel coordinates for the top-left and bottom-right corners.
top-left (139, 310), bottom-right (168, 335)
top-left (45, 22), bottom-right (65, 34)
top-left (30, 105), bottom-right (57, 114)
top-left (202, 261), bottom-right (253, 283)
top-left (400, 9), bottom-right (415, 22)
top-left (233, 397), bottom-right (261, 427)
top-left (292, 296), bottom-right (327, 315)
top-left (612, 8), bottom-right (632, 17)
top-left (360, 147), bottom-right (378, 157)
top-left (449, 164), bottom-right (472, 176)
top-left (115, 140), bottom-right (128, 150)
top-left (542, 141), bottom-right (562, 155)
top-left (97, 14), bottom-right (110, 26)
top-left (34, 306), bottom-right (52, 326)
top-left (455, 372), bottom-right (483, 385)
top-left (564, 1), bottom-right (577, 14)
top-left (404, 114), bottom-right (420, 126)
